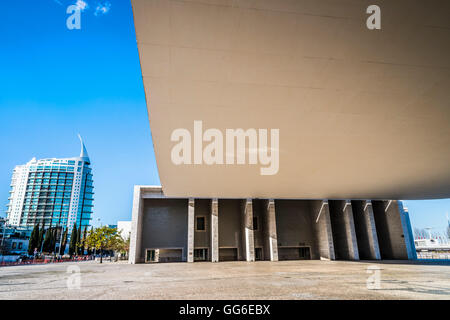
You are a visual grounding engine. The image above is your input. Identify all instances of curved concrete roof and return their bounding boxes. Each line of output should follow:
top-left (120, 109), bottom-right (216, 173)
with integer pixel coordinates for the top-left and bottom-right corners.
top-left (131, 0), bottom-right (450, 199)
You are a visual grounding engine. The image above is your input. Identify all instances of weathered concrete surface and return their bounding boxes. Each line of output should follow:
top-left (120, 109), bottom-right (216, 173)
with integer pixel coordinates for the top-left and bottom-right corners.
top-left (1, 260), bottom-right (449, 300)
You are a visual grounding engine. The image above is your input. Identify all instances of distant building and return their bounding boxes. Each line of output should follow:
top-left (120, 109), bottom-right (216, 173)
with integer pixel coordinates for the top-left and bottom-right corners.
top-left (118, 221), bottom-right (131, 240)
top-left (415, 237), bottom-right (450, 260)
top-left (0, 218), bottom-right (30, 256)
top-left (5, 136), bottom-right (94, 234)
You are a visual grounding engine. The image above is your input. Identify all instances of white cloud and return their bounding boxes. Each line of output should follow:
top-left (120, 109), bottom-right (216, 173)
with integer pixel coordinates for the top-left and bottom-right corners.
top-left (94, 2), bottom-right (111, 16)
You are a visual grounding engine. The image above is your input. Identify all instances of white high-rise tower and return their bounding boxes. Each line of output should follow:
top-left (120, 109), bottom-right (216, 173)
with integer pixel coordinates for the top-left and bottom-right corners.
top-left (5, 136), bottom-right (94, 234)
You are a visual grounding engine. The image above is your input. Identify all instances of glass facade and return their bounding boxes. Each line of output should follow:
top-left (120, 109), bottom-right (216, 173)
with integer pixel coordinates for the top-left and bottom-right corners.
top-left (18, 160), bottom-right (93, 229)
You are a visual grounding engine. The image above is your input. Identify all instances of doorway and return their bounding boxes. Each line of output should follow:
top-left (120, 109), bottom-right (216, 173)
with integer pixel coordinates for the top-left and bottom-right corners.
top-left (255, 247), bottom-right (263, 261)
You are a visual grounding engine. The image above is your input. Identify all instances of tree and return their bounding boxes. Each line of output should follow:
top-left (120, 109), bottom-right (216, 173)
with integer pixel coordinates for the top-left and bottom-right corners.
top-left (114, 236), bottom-right (130, 259)
top-left (77, 225), bottom-right (82, 255)
top-left (37, 225), bottom-right (45, 252)
top-left (85, 226), bottom-right (121, 263)
top-left (86, 226), bottom-right (94, 255)
top-left (42, 228), bottom-right (54, 254)
top-left (80, 227), bottom-right (87, 255)
top-left (28, 225), bottom-right (39, 256)
top-left (69, 223), bottom-right (78, 257)
top-left (59, 228), bottom-right (68, 255)
top-left (50, 228), bottom-right (58, 253)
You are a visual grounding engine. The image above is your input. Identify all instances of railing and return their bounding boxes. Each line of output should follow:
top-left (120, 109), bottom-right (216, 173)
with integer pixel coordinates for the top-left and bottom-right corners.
top-left (0, 255), bottom-right (95, 267)
top-left (417, 252), bottom-right (450, 260)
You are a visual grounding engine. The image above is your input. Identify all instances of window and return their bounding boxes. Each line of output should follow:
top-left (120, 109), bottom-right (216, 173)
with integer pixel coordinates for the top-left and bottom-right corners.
top-left (195, 216), bottom-right (205, 231)
top-left (146, 249), bottom-right (156, 263)
top-left (253, 216), bottom-right (258, 231)
top-left (194, 248), bottom-right (208, 261)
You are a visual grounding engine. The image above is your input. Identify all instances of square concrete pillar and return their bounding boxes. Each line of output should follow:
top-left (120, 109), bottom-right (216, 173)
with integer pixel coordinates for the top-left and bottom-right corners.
top-left (312, 200), bottom-right (335, 260)
top-left (129, 186), bottom-right (144, 264)
top-left (187, 198), bottom-right (195, 263)
top-left (242, 199), bottom-right (255, 262)
top-left (211, 198), bottom-right (219, 262)
top-left (264, 199), bottom-right (278, 261)
top-left (363, 200), bottom-right (381, 260)
top-left (342, 200), bottom-right (360, 260)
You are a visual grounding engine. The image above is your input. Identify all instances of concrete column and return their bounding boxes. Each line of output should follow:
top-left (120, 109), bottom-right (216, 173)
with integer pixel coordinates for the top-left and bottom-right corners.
top-left (187, 198), bottom-right (195, 263)
top-left (398, 201), bottom-right (417, 260)
top-left (211, 198), bottom-right (219, 262)
top-left (129, 186), bottom-right (144, 264)
top-left (265, 199), bottom-right (278, 261)
top-left (312, 200), bottom-right (335, 260)
top-left (242, 199), bottom-right (255, 262)
top-left (363, 201), bottom-right (381, 260)
top-left (372, 200), bottom-right (410, 259)
top-left (342, 200), bottom-right (359, 260)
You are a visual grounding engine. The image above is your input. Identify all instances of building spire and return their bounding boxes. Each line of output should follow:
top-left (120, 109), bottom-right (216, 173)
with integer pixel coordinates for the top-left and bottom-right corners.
top-left (78, 134), bottom-right (90, 162)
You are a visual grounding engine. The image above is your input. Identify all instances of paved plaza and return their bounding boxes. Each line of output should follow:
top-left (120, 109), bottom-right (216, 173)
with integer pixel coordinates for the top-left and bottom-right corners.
top-left (1, 260), bottom-right (449, 300)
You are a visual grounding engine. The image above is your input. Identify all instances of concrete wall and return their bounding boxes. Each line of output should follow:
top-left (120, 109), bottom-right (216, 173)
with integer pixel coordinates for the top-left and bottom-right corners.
top-left (140, 199), bottom-right (188, 262)
top-left (275, 200), bottom-right (318, 260)
top-left (218, 199), bottom-right (243, 260)
top-left (372, 200), bottom-right (408, 260)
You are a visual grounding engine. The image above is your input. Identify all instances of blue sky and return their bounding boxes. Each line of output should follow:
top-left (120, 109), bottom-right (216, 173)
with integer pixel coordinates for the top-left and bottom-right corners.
top-left (0, 1), bottom-right (449, 235)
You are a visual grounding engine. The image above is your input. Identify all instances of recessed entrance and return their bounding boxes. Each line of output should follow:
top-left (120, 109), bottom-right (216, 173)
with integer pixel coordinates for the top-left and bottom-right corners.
top-left (278, 247), bottom-right (311, 260)
top-left (145, 248), bottom-right (183, 263)
top-left (219, 248), bottom-right (238, 261)
top-left (255, 247), bottom-right (263, 261)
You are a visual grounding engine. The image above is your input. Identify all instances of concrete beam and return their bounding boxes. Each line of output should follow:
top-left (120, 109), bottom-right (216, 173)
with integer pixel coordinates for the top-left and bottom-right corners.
top-left (211, 198), bottom-right (219, 262)
top-left (363, 201), bottom-right (381, 260)
top-left (242, 199), bottom-right (255, 262)
top-left (129, 186), bottom-right (144, 264)
top-left (312, 200), bottom-right (335, 260)
top-left (265, 199), bottom-right (278, 261)
top-left (187, 198), bottom-right (195, 263)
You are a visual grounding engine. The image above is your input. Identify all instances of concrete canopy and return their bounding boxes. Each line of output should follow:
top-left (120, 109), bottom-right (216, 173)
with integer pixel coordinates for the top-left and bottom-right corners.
top-left (131, 0), bottom-right (450, 199)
